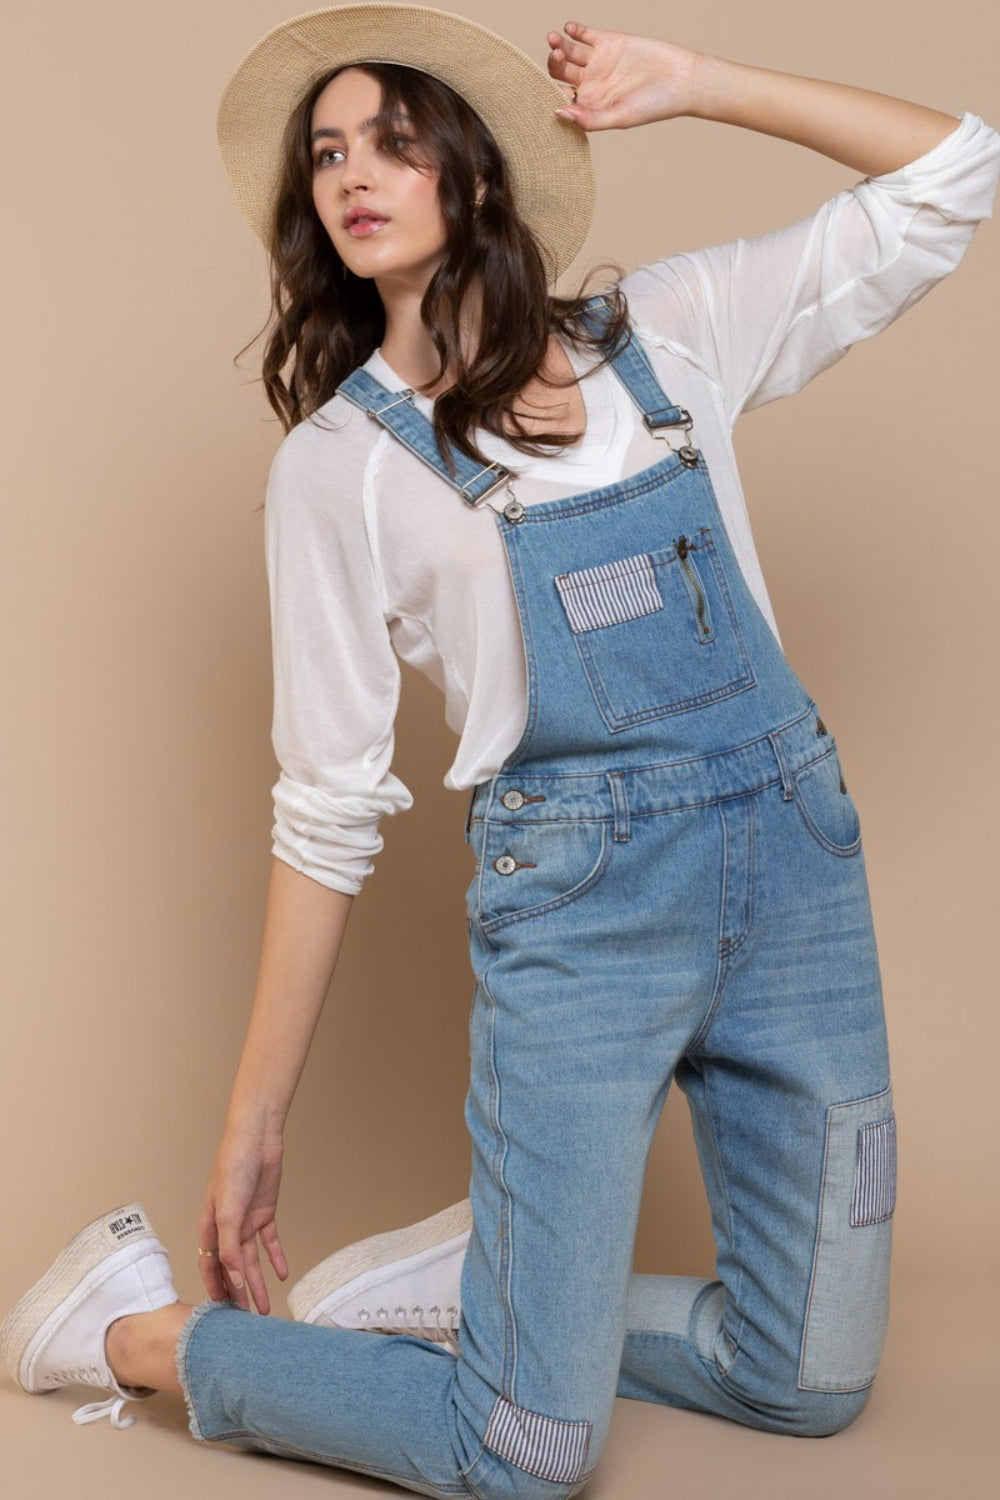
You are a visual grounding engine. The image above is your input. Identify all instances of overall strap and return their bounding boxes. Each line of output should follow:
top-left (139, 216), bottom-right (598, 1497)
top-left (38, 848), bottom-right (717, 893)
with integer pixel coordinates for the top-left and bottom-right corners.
top-left (577, 294), bottom-right (693, 440)
top-left (338, 368), bottom-right (515, 508)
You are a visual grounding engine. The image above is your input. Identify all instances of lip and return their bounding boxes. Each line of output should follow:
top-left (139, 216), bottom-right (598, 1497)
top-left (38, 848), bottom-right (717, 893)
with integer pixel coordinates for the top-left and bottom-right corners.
top-left (344, 206), bottom-right (389, 229)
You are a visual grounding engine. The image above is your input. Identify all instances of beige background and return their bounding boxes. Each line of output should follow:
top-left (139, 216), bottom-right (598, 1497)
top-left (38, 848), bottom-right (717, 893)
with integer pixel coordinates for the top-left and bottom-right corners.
top-left (2, 1), bottom-right (997, 1495)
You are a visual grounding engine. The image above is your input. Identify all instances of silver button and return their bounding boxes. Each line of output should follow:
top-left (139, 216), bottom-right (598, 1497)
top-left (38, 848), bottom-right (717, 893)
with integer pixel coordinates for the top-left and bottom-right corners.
top-left (500, 790), bottom-right (525, 810)
top-left (493, 855), bottom-right (517, 875)
top-left (503, 498), bottom-right (525, 523)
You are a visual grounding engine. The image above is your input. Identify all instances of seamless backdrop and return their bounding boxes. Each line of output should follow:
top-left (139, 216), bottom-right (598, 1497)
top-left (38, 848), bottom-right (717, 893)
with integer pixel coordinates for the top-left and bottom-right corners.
top-left (1, 2), bottom-right (997, 1497)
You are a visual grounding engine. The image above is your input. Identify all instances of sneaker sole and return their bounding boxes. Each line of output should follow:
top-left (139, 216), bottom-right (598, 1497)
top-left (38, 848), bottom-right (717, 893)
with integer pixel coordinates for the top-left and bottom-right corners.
top-left (0, 1204), bottom-right (162, 1390)
top-left (288, 1200), bottom-right (473, 1326)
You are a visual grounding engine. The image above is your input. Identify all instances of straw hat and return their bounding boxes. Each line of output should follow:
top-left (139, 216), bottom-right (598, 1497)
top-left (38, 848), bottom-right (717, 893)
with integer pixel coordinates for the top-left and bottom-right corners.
top-left (216, 3), bottom-right (595, 281)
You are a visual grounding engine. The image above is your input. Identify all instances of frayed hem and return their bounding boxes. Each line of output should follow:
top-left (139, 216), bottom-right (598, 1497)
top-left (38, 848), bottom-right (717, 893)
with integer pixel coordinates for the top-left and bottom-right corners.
top-left (174, 1299), bottom-right (239, 1442)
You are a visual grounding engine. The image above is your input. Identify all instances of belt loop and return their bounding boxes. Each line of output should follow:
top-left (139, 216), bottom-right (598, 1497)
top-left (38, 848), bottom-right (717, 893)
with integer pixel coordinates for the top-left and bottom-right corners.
top-left (464, 787), bottom-right (477, 843)
top-left (768, 730), bottom-right (796, 801)
top-left (607, 772), bottom-right (631, 842)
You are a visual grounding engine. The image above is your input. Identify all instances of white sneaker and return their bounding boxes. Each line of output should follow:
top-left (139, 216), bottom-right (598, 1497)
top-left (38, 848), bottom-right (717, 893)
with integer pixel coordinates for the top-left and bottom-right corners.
top-left (0, 1203), bottom-right (178, 1429)
top-left (287, 1200), bottom-right (472, 1354)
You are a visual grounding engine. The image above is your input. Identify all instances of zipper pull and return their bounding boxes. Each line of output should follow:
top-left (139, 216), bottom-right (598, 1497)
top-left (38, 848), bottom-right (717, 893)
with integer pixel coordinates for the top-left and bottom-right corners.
top-left (675, 534), bottom-right (689, 559)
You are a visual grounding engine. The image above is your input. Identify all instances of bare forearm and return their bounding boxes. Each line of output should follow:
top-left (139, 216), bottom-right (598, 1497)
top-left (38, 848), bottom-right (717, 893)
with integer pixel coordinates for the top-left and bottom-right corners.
top-left (549, 23), bottom-right (961, 174)
top-left (690, 53), bottom-right (958, 176)
top-left (226, 855), bottom-right (355, 1134)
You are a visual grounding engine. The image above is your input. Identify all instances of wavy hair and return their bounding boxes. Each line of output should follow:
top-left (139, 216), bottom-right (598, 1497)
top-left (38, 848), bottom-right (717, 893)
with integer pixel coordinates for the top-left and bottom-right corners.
top-left (253, 63), bottom-right (631, 473)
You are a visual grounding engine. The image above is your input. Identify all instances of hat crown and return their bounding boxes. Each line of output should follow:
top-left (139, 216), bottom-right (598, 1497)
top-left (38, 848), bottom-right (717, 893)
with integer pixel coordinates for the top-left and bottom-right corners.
top-left (216, 3), bottom-right (594, 280)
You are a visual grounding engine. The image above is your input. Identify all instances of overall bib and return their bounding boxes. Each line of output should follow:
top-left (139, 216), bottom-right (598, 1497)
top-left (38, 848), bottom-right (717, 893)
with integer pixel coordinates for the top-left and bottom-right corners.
top-left (181, 303), bottom-right (897, 1500)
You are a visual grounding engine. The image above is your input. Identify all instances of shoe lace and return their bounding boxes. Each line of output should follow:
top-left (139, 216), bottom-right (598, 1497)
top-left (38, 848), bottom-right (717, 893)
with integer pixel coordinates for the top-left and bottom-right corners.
top-left (47, 1364), bottom-right (135, 1429)
top-left (356, 1303), bottom-right (461, 1355)
top-left (71, 1395), bottom-right (136, 1429)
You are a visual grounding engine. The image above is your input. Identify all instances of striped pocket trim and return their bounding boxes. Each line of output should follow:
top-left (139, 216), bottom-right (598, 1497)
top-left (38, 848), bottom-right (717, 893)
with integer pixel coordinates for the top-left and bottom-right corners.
top-left (554, 553), bottom-right (662, 633)
top-left (851, 1113), bottom-right (897, 1226)
top-left (483, 1395), bottom-right (592, 1486)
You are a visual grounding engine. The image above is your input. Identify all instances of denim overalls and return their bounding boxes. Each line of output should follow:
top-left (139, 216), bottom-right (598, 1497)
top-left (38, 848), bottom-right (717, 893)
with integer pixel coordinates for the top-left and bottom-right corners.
top-left (181, 301), bottom-right (896, 1500)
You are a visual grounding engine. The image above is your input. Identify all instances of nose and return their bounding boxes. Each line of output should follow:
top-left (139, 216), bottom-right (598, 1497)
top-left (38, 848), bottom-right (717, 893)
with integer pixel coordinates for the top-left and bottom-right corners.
top-left (339, 139), bottom-right (377, 197)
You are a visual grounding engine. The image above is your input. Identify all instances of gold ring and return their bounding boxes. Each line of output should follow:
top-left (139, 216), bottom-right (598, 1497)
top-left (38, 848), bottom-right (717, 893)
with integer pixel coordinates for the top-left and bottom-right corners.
top-left (198, 1247), bottom-right (220, 1258)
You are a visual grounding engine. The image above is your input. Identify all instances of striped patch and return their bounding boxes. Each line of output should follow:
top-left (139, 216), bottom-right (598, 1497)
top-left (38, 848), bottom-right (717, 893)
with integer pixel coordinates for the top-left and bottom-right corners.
top-left (483, 1396), bottom-right (592, 1486)
top-left (851, 1114), bottom-right (897, 1227)
top-left (554, 553), bottom-right (662, 634)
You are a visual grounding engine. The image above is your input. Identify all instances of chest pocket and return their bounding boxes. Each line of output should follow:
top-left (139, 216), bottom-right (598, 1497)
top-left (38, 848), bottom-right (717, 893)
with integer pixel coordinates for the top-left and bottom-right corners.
top-left (553, 527), bottom-right (756, 731)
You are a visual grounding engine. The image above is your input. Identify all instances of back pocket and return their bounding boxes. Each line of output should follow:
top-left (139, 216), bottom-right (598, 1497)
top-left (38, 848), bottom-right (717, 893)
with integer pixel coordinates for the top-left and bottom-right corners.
top-left (553, 527), bottom-right (755, 731)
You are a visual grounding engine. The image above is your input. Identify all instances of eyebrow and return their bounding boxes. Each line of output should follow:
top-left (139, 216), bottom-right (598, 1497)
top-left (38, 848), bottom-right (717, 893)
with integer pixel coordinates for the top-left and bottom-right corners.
top-left (311, 112), bottom-right (409, 144)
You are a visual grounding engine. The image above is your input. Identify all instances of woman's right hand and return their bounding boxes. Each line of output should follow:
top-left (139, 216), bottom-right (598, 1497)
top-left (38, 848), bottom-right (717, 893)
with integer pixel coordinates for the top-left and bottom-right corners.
top-left (197, 1125), bottom-right (289, 1314)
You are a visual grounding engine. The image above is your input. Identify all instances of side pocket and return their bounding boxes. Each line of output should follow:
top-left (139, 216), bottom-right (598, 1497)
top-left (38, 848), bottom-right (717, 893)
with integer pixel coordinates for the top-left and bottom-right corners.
top-left (792, 745), bottom-right (862, 857)
top-left (798, 1088), bottom-right (896, 1393)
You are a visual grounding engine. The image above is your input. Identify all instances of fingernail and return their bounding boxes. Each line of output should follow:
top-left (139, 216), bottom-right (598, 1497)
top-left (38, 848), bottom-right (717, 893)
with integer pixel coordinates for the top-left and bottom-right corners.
top-left (230, 1271), bottom-right (245, 1289)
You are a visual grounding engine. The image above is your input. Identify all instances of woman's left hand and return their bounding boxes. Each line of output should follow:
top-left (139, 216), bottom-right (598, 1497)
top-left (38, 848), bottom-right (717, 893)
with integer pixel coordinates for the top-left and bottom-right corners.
top-left (547, 20), bottom-right (702, 131)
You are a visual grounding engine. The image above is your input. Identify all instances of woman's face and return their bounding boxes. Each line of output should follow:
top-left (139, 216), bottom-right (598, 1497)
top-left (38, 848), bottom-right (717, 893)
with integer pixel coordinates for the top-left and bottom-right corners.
top-left (310, 68), bottom-right (449, 297)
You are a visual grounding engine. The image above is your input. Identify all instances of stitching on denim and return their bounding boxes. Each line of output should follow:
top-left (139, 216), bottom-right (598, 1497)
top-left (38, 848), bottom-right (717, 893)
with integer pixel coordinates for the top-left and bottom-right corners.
top-left (496, 533), bottom-right (540, 766)
top-left (700, 1068), bottom-right (746, 1371)
top-left (479, 963), bottom-right (518, 1393)
top-left (480, 822), bottom-right (613, 934)
top-left (798, 1085), bottom-right (893, 1393)
top-left (791, 751), bottom-right (863, 857)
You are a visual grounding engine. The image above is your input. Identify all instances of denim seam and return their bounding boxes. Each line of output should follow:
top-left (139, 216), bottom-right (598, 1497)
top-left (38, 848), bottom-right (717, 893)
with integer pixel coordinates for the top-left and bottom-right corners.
top-left (497, 535), bottom-right (540, 766)
top-left (479, 962), bottom-right (518, 1395)
top-left (498, 452), bottom-right (690, 523)
top-left (469, 700), bottom-right (818, 792)
top-left (733, 791), bottom-right (757, 958)
top-left (701, 1069), bottom-right (746, 1370)
top-left (688, 801), bottom-right (735, 1053)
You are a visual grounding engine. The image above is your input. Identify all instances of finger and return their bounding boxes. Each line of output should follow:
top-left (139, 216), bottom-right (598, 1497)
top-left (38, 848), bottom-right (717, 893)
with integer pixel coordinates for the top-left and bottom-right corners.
top-left (548, 28), bottom-right (593, 67)
top-left (554, 104), bottom-right (619, 132)
top-left (259, 1222), bottom-right (289, 1282)
top-left (199, 1251), bottom-right (229, 1302)
top-left (547, 51), bottom-right (586, 89)
top-left (197, 1209), bottom-right (229, 1302)
top-left (217, 1216), bottom-right (249, 1309)
top-left (242, 1238), bottom-right (271, 1317)
top-left (563, 19), bottom-right (605, 46)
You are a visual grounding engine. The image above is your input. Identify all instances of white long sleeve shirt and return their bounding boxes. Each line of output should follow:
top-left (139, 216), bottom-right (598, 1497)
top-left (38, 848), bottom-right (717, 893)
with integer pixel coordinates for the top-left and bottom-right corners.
top-left (264, 112), bottom-right (1000, 895)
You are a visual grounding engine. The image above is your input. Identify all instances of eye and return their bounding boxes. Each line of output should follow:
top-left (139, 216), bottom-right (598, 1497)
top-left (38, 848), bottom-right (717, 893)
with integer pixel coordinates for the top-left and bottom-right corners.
top-left (313, 146), bottom-right (345, 169)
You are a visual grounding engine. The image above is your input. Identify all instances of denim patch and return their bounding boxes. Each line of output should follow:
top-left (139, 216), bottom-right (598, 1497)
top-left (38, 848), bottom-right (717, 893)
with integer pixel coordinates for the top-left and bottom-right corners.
top-left (483, 1395), bottom-right (592, 1485)
top-left (554, 553), bottom-right (662, 633)
top-left (798, 1088), bottom-right (894, 1393)
top-left (851, 1115), bottom-right (897, 1226)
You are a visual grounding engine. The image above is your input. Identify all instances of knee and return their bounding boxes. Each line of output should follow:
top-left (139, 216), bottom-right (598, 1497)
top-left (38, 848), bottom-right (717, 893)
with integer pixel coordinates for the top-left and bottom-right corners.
top-left (462, 1440), bottom-right (598, 1500)
top-left (778, 1382), bottom-right (873, 1438)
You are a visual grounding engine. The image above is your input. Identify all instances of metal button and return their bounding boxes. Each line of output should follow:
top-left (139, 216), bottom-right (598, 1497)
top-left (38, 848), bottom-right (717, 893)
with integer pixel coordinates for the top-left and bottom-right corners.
top-left (500, 790), bottom-right (525, 811)
top-left (502, 498), bottom-right (525, 523)
top-left (815, 716), bottom-right (828, 736)
top-left (493, 854), bottom-right (517, 875)
top-left (679, 445), bottom-right (699, 469)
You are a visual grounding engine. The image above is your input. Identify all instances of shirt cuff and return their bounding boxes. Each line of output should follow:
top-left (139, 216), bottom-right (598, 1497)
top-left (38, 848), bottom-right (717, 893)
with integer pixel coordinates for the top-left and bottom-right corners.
top-left (868, 111), bottom-right (1000, 219)
top-left (270, 771), bottom-right (413, 894)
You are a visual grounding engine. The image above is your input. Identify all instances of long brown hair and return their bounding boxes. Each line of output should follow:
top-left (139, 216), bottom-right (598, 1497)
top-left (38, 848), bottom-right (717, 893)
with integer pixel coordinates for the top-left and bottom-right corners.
top-left (257, 62), bottom-right (631, 473)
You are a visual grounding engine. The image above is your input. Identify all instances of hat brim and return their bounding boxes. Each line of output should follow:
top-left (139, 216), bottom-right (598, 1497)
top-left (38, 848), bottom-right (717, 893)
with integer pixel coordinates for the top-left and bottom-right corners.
top-left (216, 3), bottom-right (594, 281)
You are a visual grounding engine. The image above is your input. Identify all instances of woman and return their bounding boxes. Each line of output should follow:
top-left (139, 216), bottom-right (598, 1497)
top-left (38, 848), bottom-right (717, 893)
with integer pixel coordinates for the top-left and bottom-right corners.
top-left (3, 7), bottom-right (997, 1496)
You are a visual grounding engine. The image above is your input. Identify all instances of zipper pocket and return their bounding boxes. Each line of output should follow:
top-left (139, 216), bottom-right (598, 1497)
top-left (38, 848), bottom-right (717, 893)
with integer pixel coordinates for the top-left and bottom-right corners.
top-left (675, 535), bottom-right (715, 643)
